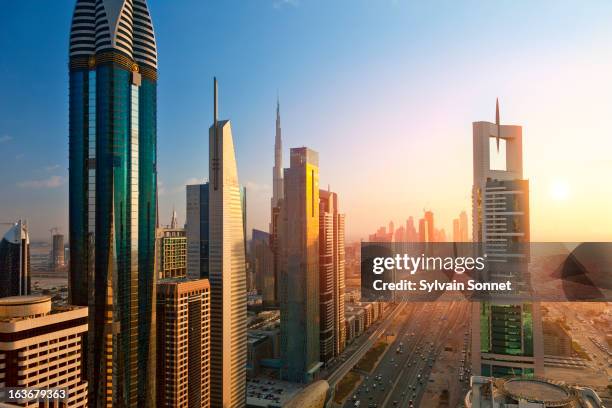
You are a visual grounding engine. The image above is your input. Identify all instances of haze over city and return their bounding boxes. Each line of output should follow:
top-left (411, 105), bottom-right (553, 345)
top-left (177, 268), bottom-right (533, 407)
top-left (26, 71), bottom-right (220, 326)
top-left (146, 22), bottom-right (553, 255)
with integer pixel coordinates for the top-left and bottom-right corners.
top-left (2, 0), bottom-right (612, 242)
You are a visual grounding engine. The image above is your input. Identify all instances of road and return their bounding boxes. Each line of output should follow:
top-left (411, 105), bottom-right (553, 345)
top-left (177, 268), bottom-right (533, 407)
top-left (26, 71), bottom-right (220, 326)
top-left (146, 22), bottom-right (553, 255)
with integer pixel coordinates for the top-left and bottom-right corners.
top-left (344, 302), bottom-right (470, 408)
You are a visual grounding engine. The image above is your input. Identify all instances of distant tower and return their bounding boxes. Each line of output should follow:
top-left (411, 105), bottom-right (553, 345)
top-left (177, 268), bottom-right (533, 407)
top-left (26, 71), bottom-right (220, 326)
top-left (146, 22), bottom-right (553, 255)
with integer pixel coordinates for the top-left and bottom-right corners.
top-left (280, 147), bottom-right (322, 383)
top-left (0, 220), bottom-right (30, 297)
top-left (471, 99), bottom-right (543, 377)
top-left (272, 97), bottom-right (283, 209)
top-left (208, 78), bottom-right (247, 407)
top-left (170, 206), bottom-right (178, 229)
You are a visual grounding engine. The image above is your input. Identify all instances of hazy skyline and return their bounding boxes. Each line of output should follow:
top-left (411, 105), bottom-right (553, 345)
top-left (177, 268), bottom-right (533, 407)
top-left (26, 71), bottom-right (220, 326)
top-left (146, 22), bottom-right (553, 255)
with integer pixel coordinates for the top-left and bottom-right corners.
top-left (2, 0), bottom-right (612, 242)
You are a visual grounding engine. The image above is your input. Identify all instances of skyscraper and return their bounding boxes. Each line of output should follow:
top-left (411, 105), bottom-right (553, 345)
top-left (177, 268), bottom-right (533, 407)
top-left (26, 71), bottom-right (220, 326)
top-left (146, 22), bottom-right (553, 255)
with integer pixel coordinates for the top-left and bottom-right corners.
top-left (459, 210), bottom-right (469, 242)
top-left (186, 183), bottom-right (209, 279)
top-left (280, 147), bottom-right (322, 383)
top-left (0, 220), bottom-right (30, 298)
top-left (68, 1), bottom-right (158, 405)
top-left (319, 189), bottom-right (346, 363)
top-left (156, 278), bottom-right (210, 408)
top-left (270, 99), bottom-right (283, 306)
top-left (208, 78), bottom-right (247, 408)
top-left (51, 233), bottom-right (65, 270)
top-left (156, 225), bottom-right (187, 280)
top-left (470, 99), bottom-right (543, 377)
top-left (251, 229), bottom-right (275, 306)
top-left (271, 98), bottom-right (283, 209)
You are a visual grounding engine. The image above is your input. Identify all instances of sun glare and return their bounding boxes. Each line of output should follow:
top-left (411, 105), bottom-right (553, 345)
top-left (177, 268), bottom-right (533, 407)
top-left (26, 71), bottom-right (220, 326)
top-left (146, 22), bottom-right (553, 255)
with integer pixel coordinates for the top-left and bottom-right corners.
top-left (550, 180), bottom-right (570, 201)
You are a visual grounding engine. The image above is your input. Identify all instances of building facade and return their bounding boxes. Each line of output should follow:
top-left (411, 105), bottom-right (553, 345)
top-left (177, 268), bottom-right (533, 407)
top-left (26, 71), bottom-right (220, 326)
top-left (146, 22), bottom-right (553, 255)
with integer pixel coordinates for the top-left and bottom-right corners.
top-left (0, 221), bottom-right (30, 298)
top-left (156, 227), bottom-right (187, 279)
top-left (186, 183), bottom-right (209, 280)
top-left (279, 147), bottom-right (322, 383)
top-left (318, 190), bottom-right (346, 364)
top-left (208, 79), bottom-right (247, 408)
top-left (156, 279), bottom-right (210, 408)
top-left (251, 229), bottom-right (275, 306)
top-left (0, 296), bottom-right (88, 407)
top-left (470, 100), bottom-right (543, 378)
top-left (51, 233), bottom-right (65, 270)
top-left (68, 0), bottom-right (158, 405)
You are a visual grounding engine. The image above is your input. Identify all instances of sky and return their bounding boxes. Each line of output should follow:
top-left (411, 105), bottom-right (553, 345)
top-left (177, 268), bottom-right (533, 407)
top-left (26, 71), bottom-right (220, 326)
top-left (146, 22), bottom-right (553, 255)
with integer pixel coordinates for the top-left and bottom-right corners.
top-left (1, 0), bottom-right (612, 242)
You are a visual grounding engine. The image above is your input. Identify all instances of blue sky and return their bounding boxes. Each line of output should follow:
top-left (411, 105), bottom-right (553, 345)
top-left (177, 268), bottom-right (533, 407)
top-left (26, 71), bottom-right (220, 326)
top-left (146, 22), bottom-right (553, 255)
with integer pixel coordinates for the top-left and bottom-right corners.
top-left (2, 1), bottom-right (612, 242)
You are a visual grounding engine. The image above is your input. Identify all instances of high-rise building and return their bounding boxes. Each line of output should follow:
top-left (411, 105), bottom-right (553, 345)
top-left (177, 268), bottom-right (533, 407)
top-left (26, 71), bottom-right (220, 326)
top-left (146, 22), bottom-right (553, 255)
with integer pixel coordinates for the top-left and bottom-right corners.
top-left (470, 99), bottom-right (543, 377)
top-left (459, 210), bottom-right (469, 242)
top-left (186, 183), bottom-right (209, 280)
top-left (251, 229), bottom-right (275, 306)
top-left (0, 296), bottom-right (88, 407)
top-left (208, 78), bottom-right (247, 408)
top-left (319, 189), bottom-right (346, 364)
top-left (271, 98), bottom-right (283, 209)
top-left (453, 218), bottom-right (461, 242)
top-left (51, 233), bottom-right (65, 269)
top-left (0, 220), bottom-right (30, 298)
top-left (279, 147), bottom-right (322, 383)
top-left (156, 278), bottom-right (210, 408)
top-left (405, 217), bottom-right (417, 242)
top-left (270, 99), bottom-right (284, 306)
top-left (156, 226), bottom-right (187, 280)
top-left (68, 1), bottom-right (158, 405)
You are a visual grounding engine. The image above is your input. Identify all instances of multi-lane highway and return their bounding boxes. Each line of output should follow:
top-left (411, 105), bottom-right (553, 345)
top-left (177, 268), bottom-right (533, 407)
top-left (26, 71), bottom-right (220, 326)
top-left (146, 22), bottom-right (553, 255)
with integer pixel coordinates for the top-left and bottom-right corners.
top-left (343, 301), bottom-right (469, 408)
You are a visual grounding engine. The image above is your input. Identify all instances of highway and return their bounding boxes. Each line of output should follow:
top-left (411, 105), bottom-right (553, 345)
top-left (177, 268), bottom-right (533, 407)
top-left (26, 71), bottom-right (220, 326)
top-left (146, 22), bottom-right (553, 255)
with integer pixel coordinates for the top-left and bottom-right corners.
top-left (343, 301), bottom-right (470, 408)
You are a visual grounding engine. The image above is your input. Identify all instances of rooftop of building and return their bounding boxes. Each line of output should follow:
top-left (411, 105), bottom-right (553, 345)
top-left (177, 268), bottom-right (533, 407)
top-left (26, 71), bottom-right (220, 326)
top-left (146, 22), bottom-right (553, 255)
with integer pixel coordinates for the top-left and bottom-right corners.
top-left (246, 378), bottom-right (304, 407)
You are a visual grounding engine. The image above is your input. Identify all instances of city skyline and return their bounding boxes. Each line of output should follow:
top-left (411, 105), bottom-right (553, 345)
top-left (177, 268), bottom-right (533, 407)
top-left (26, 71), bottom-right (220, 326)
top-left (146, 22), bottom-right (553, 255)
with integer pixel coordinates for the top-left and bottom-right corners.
top-left (3, 1), bottom-right (612, 243)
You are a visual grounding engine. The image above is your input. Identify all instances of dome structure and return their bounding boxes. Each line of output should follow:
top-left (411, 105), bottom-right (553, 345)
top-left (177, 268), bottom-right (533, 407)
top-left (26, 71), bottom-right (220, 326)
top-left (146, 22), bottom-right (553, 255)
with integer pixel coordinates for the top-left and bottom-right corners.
top-left (69, 0), bottom-right (157, 70)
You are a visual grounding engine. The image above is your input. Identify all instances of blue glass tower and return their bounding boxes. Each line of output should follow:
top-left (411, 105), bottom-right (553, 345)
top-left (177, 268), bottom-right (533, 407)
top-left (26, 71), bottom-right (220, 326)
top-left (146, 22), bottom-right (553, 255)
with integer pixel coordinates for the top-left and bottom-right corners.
top-left (68, 1), bottom-right (158, 406)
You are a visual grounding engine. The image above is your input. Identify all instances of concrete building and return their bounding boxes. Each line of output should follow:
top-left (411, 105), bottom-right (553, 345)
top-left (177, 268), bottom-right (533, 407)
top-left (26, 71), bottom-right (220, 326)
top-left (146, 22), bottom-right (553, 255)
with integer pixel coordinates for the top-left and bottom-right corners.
top-left (51, 233), bottom-right (65, 270)
top-left (208, 78), bottom-right (247, 407)
top-left (318, 189), bottom-right (346, 364)
top-left (0, 221), bottom-right (30, 298)
top-left (465, 376), bottom-right (604, 408)
top-left (156, 226), bottom-right (187, 279)
top-left (156, 278), bottom-right (210, 408)
top-left (0, 296), bottom-right (88, 407)
top-left (68, 0), bottom-right (159, 404)
top-left (279, 147), bottom-right (322, 383)
top-left (246, 379), bottom-right (329, 408)
top-left (186, 183), bottom-right (209, 280)
top-left (471, 99), bottom-right (543, 378)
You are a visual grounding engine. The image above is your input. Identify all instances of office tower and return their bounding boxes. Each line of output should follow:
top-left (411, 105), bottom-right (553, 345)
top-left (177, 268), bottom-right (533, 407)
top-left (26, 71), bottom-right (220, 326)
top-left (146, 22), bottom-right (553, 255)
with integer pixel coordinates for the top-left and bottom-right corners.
top-left (453, 218), bottom-right (461, 242)
top-left (280, 147), bottom-right (322, 383)
top-left (0, 296), bottom-right (88, 407)
top-left (251, 229), bottom-right (275, 306)
top-left (156, 226), bottom-right (187, 280)
top-left (208, 78), bottom-right (247, 408)
top-left (387, 221), bottom-right (394, 239)
top-left (459, 210), bottom-right (469, 241)
top-left (0, 220), bottom-right (30, 298)
top-left (405, 217), bottom-right (417, 242)
top-left (270, 99), bottom-right (283, 305)
top-left (319, 189), bottom-right (346, 363)
top-left (471, 99), bottom-right (543, 377)
top-left (271, 98), bottom-right (283, 209)
top-left (156, 278), bottom-right (210, 408)
top-left (186, 183), bottom-right (209, 279)
top-left (394, 225), bottom-right (405, 242)
top-left (51, 233), bottom-right (65, 269)
top-left (68, 1), bottom-right (158, 405)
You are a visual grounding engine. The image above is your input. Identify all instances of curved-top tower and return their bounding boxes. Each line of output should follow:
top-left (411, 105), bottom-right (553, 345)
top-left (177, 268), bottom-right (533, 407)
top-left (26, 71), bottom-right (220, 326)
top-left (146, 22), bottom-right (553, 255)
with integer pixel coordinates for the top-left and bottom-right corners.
top-left (68, 1), bottom-right (158, 406)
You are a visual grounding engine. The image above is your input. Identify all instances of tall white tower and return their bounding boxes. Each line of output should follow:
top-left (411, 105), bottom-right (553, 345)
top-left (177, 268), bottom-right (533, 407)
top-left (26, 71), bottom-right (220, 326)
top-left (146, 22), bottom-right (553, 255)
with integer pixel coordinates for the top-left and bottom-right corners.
top-left (208, 78), bottom-right (247, 408)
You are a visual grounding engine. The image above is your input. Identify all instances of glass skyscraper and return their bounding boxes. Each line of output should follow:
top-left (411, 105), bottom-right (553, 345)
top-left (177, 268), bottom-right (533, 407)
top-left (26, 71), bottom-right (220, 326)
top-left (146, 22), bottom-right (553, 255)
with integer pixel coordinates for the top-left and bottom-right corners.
top-left (68, 1), bottom-right (158, 406)
top-left (0, 220), bottom-right (30, 298)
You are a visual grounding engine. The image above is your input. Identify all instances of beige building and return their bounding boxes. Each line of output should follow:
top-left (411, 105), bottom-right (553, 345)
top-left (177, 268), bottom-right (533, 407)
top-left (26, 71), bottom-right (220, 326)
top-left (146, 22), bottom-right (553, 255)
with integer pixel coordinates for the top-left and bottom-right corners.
top-left (157, 227), bottom-right (187, 279)
top-left (0, 296), bottom-right (88, 407)
top-left (208, 79), bottom-right (247, 407)
top-left (156, 278), bottom-right (210, 408)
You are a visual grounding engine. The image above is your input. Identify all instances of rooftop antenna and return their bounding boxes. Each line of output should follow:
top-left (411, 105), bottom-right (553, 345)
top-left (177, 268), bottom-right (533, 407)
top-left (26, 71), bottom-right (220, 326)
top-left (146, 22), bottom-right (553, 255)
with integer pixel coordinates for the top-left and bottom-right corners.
top-left (212, 77), bottom-right (220, 191)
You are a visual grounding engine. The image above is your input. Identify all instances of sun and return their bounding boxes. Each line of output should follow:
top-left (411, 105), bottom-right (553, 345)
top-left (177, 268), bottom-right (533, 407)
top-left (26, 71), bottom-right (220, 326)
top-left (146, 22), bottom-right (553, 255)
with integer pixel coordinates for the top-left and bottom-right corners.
top-left (549, 180), bottom-right (570, 201)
